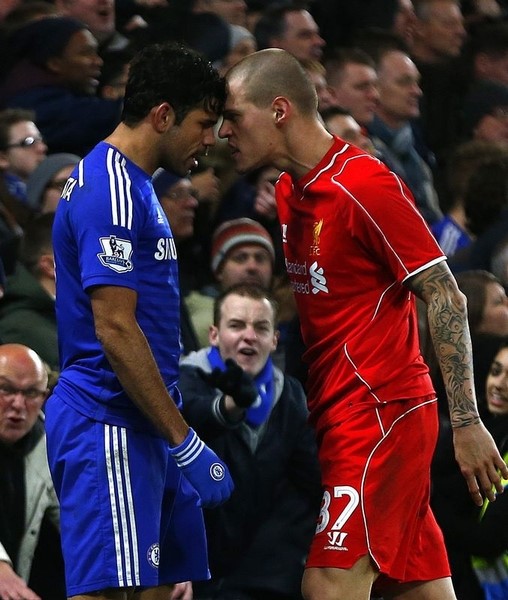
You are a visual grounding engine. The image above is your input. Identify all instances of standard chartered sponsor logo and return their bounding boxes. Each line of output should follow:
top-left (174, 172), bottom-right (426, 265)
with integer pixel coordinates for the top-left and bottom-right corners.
top-left (286, 259), bottom-right (329, 295)
top-left (285, 258), bottom-right (307, 275)
top-left (310, 261), bottom-right (328, 294)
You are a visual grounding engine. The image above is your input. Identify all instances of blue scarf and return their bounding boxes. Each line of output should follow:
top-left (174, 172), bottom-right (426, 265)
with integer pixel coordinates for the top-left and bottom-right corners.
top-left (207, 346), bottom-right (274, 427)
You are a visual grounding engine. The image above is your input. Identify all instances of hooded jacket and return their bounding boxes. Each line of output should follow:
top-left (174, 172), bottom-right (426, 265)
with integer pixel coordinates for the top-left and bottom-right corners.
top-left (0, 264), bottom-right (58, 371)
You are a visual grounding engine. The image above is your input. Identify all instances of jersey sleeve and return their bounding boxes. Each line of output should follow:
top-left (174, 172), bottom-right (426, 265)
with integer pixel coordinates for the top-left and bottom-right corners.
top-left (340, 164), bottom-right (445, 283)
top-left (65, 158), bottom-right (145, 293)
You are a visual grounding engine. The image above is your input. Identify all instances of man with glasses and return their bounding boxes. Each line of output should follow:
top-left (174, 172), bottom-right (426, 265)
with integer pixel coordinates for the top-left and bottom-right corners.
top-left (0, 108), bottom-right (47, 206)
top-left (0, 343), bottom-right (65, 600)
top-left (0, 108), bottom-right (45, 278)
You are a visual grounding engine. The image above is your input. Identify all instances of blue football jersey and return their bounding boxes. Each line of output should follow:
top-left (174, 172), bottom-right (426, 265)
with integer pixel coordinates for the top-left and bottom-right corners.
top-left (52, 142), bottom-right (181, 432)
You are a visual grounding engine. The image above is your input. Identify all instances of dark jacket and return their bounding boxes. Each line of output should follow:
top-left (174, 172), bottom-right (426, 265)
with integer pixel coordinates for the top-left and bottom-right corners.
top-left (0, 60), bottom-right (122, 156)
top-left (431, 414), bottom-right (508, 600)
top-left (180, 349), bottom-right (321, 600)
top-left (367, 115), bottom-right (443, 225)
top-left (0, 264), bottom-right (58, 371)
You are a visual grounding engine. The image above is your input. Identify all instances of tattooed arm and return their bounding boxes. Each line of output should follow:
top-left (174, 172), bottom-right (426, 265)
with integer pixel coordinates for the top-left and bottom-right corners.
top-left (407, 260), bottom-right (508, 505)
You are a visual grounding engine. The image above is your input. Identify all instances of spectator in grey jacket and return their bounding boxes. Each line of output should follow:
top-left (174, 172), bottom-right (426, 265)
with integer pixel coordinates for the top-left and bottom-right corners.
top-left (0, 343), bottom-right (63, 600)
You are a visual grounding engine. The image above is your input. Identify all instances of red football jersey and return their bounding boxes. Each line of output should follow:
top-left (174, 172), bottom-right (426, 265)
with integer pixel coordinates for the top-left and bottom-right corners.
top-left (276, 137), bottom-right (446, 433)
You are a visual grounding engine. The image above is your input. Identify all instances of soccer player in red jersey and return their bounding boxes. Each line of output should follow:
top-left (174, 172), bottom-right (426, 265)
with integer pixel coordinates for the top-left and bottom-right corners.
top-left (219, 48), bottom-right (508, 600)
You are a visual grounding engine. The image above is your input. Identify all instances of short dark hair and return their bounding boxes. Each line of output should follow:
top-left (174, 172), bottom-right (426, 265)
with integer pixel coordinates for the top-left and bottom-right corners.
top-left (0, 108), bottom-right (36, 150)
top-left (254, 2), bottom-right (310, 50)
top-left (455, 270), bottom-right (501, 334)
top-left (464, 155), bottom-right (508, 236)
top-left (21, 213), bottom-right (54, 276)
top-left (469, 21), bottom-right (508, 59)
top-left (320, 105), bottom-right (352, 122)
top-left (213, 283), bottom-right (279, 326)
top-left (121, 42), bottom-right (226, 126)
top-left (323, 48), bottom-right (376, 87)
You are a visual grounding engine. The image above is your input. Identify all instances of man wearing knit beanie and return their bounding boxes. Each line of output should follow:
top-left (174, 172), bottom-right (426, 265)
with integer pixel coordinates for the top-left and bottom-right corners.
top-left (185, 218), bottom-right (275, 349)
top-left (211, 217), bottom-right (275, 287)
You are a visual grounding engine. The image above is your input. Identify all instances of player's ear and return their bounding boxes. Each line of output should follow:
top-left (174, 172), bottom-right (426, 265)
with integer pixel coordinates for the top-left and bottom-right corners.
top-left (152, 102), bottom-right (176, 133)
top-left (272, 96), bottom-right (291, 125)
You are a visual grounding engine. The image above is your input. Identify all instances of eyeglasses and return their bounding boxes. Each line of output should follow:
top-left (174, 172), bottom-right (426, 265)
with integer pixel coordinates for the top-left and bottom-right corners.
top-left (6, 134), bottom-right (45, 149)
top-left (0, 384), bottom-right (47, 403)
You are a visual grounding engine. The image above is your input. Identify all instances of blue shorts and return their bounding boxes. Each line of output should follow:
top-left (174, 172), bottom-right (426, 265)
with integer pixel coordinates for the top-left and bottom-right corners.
top-left (45, 395), bottom-right (210, 597)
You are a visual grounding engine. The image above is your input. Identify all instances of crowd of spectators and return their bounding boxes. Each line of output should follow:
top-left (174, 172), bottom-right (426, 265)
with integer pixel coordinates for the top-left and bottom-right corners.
top-left (2, 0), bottom-right (508, 598)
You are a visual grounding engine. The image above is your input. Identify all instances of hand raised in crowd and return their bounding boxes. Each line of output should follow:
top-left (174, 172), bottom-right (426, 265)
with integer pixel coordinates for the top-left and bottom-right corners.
top-left (254, 178), bottom-right (278, 221)
top-left (198, 358), bottom-right (259, 408)
top-left (190, 168), bottom-right (221, 203)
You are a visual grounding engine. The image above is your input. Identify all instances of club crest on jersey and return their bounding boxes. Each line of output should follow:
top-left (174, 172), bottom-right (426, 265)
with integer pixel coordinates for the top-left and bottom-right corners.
top-left (310, 218), bottom-right (323, 256)
top-left (147, 543), bottom-right (160, 569)
top-left (97, 235), bottom-right (133, 273)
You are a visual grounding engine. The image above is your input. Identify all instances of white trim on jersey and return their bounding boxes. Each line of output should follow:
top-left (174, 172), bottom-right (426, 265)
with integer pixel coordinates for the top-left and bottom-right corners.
top-left (104, 424), bottom-right (140, 587)
top-left (344, 343), bottom-right (383, 405)
top-left (402, 256), bottom-right (447, 283)
top-left (106, 148), bottom-right (134, 229)
top-left (78, 159), bottom-right (84, 187)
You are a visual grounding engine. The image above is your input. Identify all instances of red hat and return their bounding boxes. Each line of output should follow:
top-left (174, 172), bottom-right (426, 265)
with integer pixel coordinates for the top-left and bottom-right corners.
top-left (211, 218), bottom-right (275, 274)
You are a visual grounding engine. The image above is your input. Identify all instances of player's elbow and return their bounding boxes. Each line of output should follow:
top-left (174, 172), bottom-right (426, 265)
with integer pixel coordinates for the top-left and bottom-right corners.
top-left (94, 314), bottom-right (134, 350)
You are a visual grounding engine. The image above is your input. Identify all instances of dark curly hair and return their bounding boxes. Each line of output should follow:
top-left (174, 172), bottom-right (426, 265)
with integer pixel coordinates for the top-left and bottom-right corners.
top-left (122, 42), bottom-right (226, 126)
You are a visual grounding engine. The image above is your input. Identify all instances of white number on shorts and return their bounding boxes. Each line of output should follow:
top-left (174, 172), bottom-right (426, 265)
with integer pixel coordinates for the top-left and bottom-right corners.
top-left (315, 485), bottom-right (359, 534)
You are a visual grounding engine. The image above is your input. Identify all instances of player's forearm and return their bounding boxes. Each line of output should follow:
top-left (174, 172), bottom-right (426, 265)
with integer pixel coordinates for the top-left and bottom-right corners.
top-left (96, 319), bottom-right (188, 445)
top-left (426, 285), bottom-right (480, 428)
top-left (408, 261), bottom-right (480, 428)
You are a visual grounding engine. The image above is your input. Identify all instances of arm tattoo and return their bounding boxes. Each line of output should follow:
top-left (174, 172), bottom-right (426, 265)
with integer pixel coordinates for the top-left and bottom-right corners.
top-left (408, 262), bottom-right (480, 428)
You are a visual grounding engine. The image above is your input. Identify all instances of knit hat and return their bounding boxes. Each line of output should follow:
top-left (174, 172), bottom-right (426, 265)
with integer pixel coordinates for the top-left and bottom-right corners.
top-left (211, 218), bottom-right (275, 274)
top-left (10, 16), bottom-right (88, 68)
top-left (152, 168), bottom-right (184, 198)
top-left (26, 152), bottom-right (81, 209)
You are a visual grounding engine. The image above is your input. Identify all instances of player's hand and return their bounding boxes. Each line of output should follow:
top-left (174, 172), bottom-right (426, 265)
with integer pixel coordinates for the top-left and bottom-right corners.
top-left (453, 421), bottom-right (508, 506)
top-left (169, 428), bottom-right (233, 508)
top-left (0, 560), bottom-right (41, 600)
top-left (197, 358), bottom-right (259, 408)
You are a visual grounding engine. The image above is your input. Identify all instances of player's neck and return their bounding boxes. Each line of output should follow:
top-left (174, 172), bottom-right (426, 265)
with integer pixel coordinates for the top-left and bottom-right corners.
top-left (284, 126), bottom-right (334, 180)
top-left (104, 123), bottom-right (157, 175)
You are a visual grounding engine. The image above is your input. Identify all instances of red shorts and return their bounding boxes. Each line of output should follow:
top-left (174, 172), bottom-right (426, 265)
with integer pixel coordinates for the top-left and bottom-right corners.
top-left (306, 396), bottom-right (450, 588)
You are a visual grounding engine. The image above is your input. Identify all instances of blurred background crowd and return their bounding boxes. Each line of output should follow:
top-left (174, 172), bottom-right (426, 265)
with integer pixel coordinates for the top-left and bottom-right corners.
top-left (2, 1), bottom-right (508, 599)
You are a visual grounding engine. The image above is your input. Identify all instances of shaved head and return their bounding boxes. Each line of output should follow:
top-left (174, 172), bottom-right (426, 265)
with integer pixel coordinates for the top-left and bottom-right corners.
top-left (0, 343), bottom-right (48, 385)
top-left (227, 48), bottom-right (318, 114)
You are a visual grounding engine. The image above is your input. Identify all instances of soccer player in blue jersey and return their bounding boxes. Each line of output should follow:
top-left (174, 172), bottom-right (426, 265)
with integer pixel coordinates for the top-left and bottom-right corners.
top-left (44, 42), bottom-right (234, 600)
